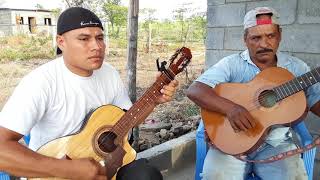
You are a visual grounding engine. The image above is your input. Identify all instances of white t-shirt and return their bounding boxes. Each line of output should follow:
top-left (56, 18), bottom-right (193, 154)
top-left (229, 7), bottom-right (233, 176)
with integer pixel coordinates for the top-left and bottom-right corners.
top-left (0, 57), bottom-right (132, 150)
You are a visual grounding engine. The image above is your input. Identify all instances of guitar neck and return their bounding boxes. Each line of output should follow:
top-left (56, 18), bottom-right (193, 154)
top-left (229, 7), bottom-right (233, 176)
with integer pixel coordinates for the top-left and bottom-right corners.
top-left (274, 67), bottom-right (320, 101)
top-left (114, 72), bottom-right (174, 138)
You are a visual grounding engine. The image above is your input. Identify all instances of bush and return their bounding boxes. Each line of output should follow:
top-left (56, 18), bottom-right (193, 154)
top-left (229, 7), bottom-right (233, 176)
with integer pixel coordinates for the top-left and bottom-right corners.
top-left (0, 34), bottom-right (55, 61)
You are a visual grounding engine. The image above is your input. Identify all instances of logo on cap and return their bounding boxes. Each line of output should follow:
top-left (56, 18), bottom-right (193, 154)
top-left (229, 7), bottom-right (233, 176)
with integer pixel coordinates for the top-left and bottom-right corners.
top-left (80, 21), bottom-right (100, 26)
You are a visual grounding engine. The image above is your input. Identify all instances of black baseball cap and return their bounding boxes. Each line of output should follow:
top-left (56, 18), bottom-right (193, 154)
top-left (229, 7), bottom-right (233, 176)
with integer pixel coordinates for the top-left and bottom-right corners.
top-left (56, 7), bottom-right (104, 55)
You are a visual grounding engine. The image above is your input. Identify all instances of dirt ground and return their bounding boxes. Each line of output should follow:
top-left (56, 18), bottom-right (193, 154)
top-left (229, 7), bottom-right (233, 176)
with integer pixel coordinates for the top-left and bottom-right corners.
top-left (0, 47), bottom-right (205, 151)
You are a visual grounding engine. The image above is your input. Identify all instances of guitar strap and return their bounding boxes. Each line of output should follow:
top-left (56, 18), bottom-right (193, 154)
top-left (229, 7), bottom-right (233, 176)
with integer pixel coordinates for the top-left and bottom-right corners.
top-left (204, 130), bottom-right (320, 163)
top-left (235, 137), bottom-right (320, 163)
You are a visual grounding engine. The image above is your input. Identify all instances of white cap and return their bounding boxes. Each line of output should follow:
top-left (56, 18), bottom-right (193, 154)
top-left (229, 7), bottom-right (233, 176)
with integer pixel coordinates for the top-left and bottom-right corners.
top-left (243, 7), bottom-right (280, 30)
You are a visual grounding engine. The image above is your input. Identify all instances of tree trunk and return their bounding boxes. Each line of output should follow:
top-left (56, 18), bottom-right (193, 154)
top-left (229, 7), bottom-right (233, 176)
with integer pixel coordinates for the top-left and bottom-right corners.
top-left (183, 23), bottom-right (190, 46)
top-left (126, 0), bottom-right (139, 151)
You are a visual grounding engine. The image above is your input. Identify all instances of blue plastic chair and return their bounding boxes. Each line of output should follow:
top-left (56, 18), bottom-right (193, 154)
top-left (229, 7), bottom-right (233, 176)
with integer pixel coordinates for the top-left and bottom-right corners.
top-left (195, 121), bottom-right (316, 180)
top-left (0, 134), bottom-right (31, 180)
top-left (0, 172), bottom-right (10, 180)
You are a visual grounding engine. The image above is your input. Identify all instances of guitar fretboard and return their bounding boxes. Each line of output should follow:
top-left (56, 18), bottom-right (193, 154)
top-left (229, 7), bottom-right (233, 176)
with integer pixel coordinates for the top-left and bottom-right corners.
top-left (274, 67), bottom-right (320, 101)
top-left (112, 71), bottom-right (175, 138)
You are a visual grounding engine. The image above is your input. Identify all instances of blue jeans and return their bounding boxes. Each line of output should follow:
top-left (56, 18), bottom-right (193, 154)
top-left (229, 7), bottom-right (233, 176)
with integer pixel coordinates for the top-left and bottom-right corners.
top-left (201, 139), bottom-right (307, 180)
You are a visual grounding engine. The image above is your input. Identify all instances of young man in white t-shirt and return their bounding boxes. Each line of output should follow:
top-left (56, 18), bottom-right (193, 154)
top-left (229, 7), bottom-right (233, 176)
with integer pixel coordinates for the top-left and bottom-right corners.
top-left (0, 7), bottom-right (178, 180)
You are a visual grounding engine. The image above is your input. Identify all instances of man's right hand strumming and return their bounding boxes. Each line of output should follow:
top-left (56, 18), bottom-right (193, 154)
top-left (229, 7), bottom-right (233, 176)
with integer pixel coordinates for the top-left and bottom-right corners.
top-left (226, 104), bottom-right (256, 133)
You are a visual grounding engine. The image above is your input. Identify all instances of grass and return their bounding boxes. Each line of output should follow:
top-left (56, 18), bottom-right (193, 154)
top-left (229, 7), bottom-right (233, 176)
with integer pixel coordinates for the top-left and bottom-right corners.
top-left (0, 34), bottom-right (55, 61)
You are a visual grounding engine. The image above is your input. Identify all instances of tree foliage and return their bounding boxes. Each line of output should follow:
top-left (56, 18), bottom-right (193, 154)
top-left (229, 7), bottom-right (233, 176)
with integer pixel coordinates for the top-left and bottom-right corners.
top-left (140, 8), bottom-right (157, 27)
top-left (172, 3), bottom-right (206, 44)
top-left (35, 4), bottom-right (45, 10)
top-left (103, 0), bottom-right (128, 38)
top-left (51, 8), bottom-right (62, 19)
top-left (190, 11), bottom-right (207, 43)
top-left (64, 0), bottom-right (85, 7)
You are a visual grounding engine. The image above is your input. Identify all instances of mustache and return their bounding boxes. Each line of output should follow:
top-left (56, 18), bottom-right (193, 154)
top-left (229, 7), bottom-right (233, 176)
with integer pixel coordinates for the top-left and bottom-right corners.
top-left (256, 48), bottom-right (273, 54)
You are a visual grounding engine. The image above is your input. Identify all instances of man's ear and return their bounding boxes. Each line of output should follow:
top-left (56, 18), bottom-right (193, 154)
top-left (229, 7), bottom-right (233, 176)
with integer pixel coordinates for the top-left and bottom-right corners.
top-left (56, 35), bottom-right (65, 52)
top-left (279, 27), bottom-right (282, 41)
top-left (243, 29), bottom-right (248, 46)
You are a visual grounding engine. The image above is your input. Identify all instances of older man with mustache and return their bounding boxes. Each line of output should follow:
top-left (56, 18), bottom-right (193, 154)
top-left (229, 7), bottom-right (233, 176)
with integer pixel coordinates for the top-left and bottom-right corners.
top-left (187, 7), bottom-right (320, 180)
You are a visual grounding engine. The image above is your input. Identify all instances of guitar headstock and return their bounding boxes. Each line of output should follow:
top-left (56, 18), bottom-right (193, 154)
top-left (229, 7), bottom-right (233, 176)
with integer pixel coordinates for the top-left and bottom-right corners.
top-left (168, 47), bottom-right (192, 75)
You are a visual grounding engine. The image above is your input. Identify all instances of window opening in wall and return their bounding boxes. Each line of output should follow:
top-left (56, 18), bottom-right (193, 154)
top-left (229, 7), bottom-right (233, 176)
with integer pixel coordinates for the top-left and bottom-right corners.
top-left (16, 15), bottom-right (24, 24)
top-left (28, 17), bottom-right (36, 33)
top-left (44, 18), bottom-right (52, 25)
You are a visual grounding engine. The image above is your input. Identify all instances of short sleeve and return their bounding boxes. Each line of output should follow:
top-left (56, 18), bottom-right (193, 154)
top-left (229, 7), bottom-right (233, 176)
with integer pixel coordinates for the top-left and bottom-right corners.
top-left (196, 58), bottom-right (231, 88)
top-left (0, 72), bottom-right (48, 135)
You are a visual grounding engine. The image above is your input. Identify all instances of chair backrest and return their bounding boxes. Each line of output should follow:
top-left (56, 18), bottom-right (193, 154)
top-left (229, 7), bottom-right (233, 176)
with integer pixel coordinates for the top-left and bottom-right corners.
top-left (0, 172), bottom-right (10, 180)
top-left (24, 134), bottom-right (30, 145)
top-left (195, 121), bottom-right (316, 180)
top-left (292, 122), bottom-right (316, 180)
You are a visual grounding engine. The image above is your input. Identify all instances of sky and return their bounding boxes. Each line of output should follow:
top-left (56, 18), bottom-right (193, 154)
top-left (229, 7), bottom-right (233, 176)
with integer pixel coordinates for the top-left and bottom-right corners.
top-left (0, 0), bottom-right (64, 10)
top-left (123, 0), bottom-right (207, 20)
top-left (0, 0), bottom-right (207, 20)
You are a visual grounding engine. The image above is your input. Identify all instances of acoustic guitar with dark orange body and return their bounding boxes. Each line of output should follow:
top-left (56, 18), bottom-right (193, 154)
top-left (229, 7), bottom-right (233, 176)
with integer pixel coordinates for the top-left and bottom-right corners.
top-left (29, 47), bottom-right (192, 180)
top-left (202, 66), bottom-right (320, 156)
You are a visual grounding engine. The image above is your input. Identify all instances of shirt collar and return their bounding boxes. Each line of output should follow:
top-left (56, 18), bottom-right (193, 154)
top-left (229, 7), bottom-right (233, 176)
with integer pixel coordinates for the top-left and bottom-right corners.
top-left (240, 49), bottom-right (291, 68)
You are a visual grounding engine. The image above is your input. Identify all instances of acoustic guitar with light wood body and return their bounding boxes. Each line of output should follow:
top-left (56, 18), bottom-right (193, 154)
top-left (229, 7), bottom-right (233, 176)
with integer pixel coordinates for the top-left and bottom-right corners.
top-left (202, 66), bottom-right (320, 156)
top-left (29, 47), bottom-right (192, 180)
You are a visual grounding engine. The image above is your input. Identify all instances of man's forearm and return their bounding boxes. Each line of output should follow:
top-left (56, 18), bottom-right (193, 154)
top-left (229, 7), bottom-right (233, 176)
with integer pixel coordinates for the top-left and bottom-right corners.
top-left (0, 141), bottom-right (72, 178)
top-left (186, 82), bottom-right (236, 115)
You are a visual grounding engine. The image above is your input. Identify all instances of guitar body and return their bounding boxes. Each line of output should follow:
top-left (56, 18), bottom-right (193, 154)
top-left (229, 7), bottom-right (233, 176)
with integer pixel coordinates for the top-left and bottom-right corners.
top-left (30, 105), bottom-right (136, 180)
top-left (202, 67), bottom-right (307, 155)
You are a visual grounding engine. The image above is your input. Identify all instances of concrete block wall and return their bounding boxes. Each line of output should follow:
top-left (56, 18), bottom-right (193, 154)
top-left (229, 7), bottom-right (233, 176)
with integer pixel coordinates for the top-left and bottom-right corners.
top-left (0, 9), bottom-right (12, 35)
top-left (206, 0), bottom-right (320, 68)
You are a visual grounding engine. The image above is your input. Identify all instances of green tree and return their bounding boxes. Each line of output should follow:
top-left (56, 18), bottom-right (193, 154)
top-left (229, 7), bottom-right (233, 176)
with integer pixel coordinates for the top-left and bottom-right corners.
top-left (190, 11), bottom-right (207, 43)
top-left (64, 0), bottom-right (84, 7)
top-left (51, 8), bottom-right (62, 19)
top-left (35, 3), bottom-right (45, 10)
top-left (173, 3), bottom-right (206, 45)
top-left (103, 0), bottom-right (128, 38)
top-left (140, 8), bottom-right (157, 27)
top-left (140, 8), bottom-right (157, 53)
top-left (173, 3), bottom-right (193, 44)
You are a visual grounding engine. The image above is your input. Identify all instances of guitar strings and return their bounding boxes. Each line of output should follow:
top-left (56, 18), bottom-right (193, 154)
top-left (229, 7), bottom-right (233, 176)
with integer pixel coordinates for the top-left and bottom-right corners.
top-left (207, 73), bottom-right (312, 114)
top-left (113, 74), bottom-right (171, 132)
top-left (239, 74), bottom-right (312, 112)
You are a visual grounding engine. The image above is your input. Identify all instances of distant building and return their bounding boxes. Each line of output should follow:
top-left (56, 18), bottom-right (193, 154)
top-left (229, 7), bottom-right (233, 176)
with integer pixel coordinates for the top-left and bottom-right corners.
top-left (0, 8), bottom-right (56, 36)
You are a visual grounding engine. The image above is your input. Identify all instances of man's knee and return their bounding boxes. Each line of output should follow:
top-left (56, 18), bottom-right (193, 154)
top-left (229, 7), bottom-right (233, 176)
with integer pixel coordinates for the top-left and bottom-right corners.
top-left (116, 159), bottom-right (163, 180)
top-left (255, 155), bottom-right (307, 180)
top-left (202, 148), bottom-right (246, 180)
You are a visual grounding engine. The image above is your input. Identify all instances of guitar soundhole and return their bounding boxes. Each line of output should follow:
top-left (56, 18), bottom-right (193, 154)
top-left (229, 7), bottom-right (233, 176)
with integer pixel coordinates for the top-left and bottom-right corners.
top-left (97, 131), bottom-right (117, 153)
top-left (258, 90), bottom-right (277, 108)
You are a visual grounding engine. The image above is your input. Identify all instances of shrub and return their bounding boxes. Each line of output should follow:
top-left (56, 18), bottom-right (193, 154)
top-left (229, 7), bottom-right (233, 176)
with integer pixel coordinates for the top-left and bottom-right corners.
top-left (0, 34), bottom-right (55, 61)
